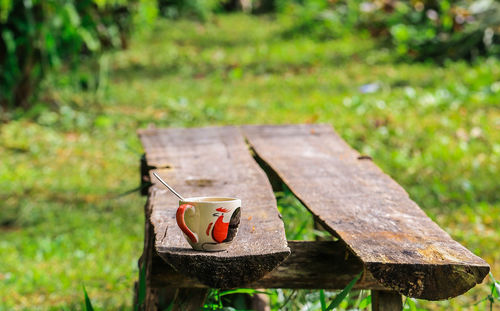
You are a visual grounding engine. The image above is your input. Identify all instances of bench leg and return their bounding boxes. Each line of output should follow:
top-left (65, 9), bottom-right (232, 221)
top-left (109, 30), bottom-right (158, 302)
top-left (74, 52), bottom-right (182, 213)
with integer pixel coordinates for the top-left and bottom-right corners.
top-left (222, 290), bottom-right (269, 311)
top-left (371, 290), bottom-right (402, 311)
top-left (248, 291), bottom-right (270, 311)
top-left (171, 288), bottom-right (208, 311)
top-left (144, 287), bottom-right (176, 311)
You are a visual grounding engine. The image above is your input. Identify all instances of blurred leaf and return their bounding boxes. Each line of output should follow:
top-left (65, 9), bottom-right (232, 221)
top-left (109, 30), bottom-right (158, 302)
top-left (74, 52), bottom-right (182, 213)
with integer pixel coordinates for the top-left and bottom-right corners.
top-left (135, 263), bottom-right (147, 311)
top-left (163, 302), bottom-right (173, 311)
top-left (291, 217), bottom-right (310, 240)
top-left (82, 285), bottom-right (95, 311)
top-left (358, 294), bottom-right (371, 309)
top-left (78, 28), bottom-right (100, 52)
top-left (64, 3), bottom-right (80, 26)
top-left (403, 297), bottom-right (429, 311)
top-left (94, 115), bottom-right (113, 128)
top-left (391, 24), bottom-right (410, 42)
top-left (229, 67), bottom-right (243, 80)
top-left (325, 272), bottom-right (362, 310)
top-left (0, 0), bottom-right (13, 21)
top-left (219, 288), bottom-right (270, 297)
top-left (1, 29), bottom-right (15, 53)
top-left (320, 289), bottom-right (326, 311)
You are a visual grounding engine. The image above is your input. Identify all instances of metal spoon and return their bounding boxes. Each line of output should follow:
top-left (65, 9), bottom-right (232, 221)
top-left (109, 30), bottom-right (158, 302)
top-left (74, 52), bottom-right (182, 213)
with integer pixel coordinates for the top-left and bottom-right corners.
top-left (153, 172), bottom-right (186, 201)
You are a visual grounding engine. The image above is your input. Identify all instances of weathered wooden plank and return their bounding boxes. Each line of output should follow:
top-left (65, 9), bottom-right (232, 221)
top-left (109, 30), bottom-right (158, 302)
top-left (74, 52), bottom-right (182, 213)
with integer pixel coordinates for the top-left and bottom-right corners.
top-left (138, 126), bottom-right (290, 289)
top-left (242, 124), bottom-right (490, 300)
top-left (372, 290), bottom-right (402, 311)
top-left (148, 241), bottom-right (387, 290)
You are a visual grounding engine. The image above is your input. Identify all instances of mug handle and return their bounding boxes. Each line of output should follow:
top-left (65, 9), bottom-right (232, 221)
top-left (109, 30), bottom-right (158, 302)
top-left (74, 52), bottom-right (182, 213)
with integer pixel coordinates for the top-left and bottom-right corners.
top-left (176, 204), bottom-right (198, 243)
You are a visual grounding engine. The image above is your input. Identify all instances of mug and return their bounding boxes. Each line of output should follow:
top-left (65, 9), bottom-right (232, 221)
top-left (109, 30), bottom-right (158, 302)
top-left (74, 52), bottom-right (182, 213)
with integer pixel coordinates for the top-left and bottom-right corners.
top-left (176, 197), bottom-right (241, 251)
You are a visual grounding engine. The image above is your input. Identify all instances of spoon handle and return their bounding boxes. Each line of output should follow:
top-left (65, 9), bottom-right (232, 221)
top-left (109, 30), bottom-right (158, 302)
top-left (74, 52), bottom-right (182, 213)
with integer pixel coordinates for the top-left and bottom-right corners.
top-left (153, 172), bottom-right (186, 201)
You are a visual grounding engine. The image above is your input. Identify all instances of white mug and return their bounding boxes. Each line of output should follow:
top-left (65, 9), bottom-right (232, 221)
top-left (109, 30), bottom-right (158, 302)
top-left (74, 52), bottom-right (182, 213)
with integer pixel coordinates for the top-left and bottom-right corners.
top-left (176, 197), bottom-right (241, 251)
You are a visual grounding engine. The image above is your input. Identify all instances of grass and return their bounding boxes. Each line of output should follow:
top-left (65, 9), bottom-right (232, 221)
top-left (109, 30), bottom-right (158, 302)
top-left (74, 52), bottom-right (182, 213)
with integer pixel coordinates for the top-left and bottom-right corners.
top-left (1, 13), bottom-right (499, 310)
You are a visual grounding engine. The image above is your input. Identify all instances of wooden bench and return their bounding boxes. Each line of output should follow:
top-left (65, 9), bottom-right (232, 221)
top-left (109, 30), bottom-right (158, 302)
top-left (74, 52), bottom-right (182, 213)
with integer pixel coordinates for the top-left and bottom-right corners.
top-left (136, 124), bottom-right (489, 311)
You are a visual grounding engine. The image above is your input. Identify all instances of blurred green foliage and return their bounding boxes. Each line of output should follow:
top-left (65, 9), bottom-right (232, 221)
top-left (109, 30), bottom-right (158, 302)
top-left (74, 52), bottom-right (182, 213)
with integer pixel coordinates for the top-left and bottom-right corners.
top-left (279, 0), bottom-right (362, 39)
top-left (1, 1), bottom-right (499, 310)
top-left (158, 0), bottom-right (224, 21)
top-left (1, 14), bottom-right (498, 310)
top-left (0, 0), bottom-right (158, 110)
top-left (361, 0), bottom-right (500, 62)
top-left (278, 0), bottom-right (500, 62)
top-left (3, 0), bottom-right (499, 111)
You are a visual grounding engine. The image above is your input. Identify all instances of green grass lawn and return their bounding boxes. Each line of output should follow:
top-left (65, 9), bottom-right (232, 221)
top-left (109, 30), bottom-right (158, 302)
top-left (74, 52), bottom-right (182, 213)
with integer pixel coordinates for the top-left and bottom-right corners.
top-left (1, 14), bottom-right (499, 310)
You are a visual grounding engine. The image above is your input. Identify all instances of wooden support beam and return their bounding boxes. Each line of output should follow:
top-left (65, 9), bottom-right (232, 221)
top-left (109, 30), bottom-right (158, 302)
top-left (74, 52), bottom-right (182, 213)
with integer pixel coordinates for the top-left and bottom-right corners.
top-left (372, 290), bottom-right (402, 311)
top-left (248, 292), bottom-right (270, 311)
top-left (149, 241), bottom-right (387, 290)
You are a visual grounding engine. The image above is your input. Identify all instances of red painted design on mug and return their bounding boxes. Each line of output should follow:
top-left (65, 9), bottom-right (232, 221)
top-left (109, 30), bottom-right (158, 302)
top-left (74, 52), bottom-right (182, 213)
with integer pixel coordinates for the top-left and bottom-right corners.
top-left (206, 222), bottom-right (213, 236)
top-left (216, 207), bottom-right (229, 213)
top-left (176, 204), bottom-right (198, 243)
top-left (212, 215), bottom-right (229, 243)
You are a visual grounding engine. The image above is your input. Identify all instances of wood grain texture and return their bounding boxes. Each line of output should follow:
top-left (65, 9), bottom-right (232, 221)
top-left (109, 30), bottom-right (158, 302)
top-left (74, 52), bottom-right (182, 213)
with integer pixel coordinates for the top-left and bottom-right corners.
top-left (148, 241), bottom-right (387, 290)
top-left (138, 126), bottom-right (290, 289)
top-left (242, 124), bottom-right (490, 300)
